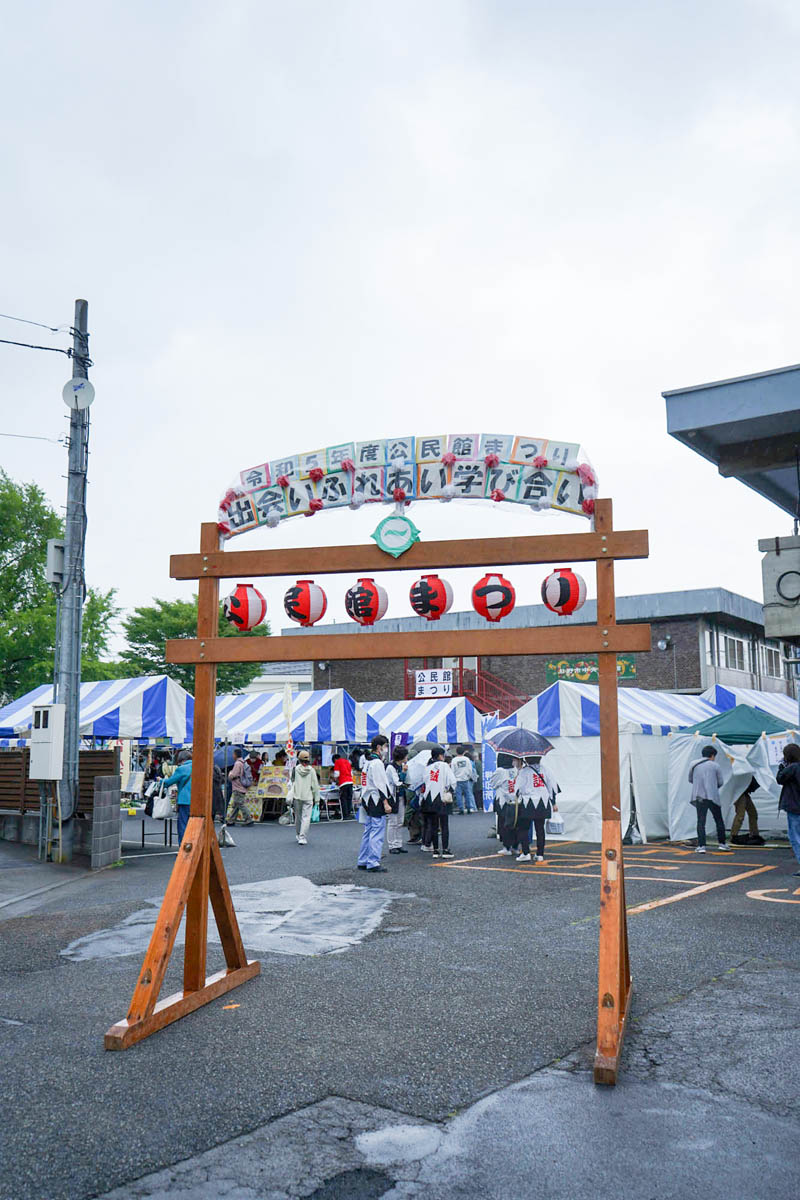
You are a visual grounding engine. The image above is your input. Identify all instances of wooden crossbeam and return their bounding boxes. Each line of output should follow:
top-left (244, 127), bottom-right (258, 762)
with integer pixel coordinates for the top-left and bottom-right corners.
top-left (170, 528), bottom-right (648, 581)
top-left (166, 623), bottom-right (651, 666)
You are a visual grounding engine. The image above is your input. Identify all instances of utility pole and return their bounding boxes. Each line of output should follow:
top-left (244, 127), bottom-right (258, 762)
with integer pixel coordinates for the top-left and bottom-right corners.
top-left (55, 299), bottom-right (91, 860)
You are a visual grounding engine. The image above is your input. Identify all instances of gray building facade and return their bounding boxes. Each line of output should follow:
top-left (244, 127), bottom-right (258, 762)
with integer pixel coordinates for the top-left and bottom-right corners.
top-left (282, 588), bottom-right (799, 706)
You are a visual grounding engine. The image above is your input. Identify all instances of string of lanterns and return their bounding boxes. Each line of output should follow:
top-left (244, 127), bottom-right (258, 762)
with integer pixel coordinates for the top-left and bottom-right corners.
top-left (222, 567), bottom-right (587, 632)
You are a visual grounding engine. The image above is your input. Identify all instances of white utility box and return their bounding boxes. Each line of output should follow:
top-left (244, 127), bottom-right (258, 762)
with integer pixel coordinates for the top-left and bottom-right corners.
top-left (29, 704), bottom-right (66, 781)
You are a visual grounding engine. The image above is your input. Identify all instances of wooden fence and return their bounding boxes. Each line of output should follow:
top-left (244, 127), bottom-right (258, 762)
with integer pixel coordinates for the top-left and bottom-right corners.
top-left (0, 749), bottom-right (120, 814)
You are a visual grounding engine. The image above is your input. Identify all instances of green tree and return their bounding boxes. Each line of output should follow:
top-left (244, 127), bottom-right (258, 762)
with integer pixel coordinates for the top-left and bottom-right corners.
top-left (0, 471), bottom-right (122, 702)
top-left (120, 597), bottom-right (266, 693)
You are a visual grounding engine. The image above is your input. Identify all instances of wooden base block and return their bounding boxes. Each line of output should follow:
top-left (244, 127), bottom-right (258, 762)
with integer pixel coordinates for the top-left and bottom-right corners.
top-left (104, 960), bottom-right (260, 1050)
top-left (593, 977), bottom-right (633, 1086)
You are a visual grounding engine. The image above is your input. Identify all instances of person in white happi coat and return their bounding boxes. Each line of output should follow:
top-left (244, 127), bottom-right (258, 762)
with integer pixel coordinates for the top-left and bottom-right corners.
top-left (420, 747), bottom-right (457, 858)
top-left (356, 735), bottom-right (392, 872)
top-left (499, 755), bottom-right (558, 862)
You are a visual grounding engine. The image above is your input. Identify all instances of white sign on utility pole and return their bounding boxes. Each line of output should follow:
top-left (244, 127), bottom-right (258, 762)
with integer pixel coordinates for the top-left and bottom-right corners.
top-left (759, 535), bottom-right (800, 638)
top-left (415, 669), bottom-right (452, 698)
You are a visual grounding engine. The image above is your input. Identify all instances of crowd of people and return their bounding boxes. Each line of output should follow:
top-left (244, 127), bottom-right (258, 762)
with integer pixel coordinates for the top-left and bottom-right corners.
top-left (138, 735), bottom-right (800, 877)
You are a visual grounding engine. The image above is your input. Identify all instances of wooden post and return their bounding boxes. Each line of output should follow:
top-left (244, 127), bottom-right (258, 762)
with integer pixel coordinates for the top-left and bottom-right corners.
top-left (183, 523), bottom-right (218, 992)
top-left (104, 524), bottom-right (260, 1051)
top-left (593, 499), bottom-right (632, 1084)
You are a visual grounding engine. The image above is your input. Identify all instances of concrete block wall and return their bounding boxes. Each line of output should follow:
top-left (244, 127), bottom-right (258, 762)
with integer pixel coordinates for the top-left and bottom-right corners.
top-left (90, 776), bottom-right (121, 869)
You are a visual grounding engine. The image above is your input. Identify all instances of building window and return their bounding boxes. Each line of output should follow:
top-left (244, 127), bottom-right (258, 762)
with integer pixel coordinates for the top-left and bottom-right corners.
top-left (763, 644), bottom-right (782, 678)
top-left (724, 635), bottom-right (746, 672)
top-left (704, 629), bottom-right (715, 666)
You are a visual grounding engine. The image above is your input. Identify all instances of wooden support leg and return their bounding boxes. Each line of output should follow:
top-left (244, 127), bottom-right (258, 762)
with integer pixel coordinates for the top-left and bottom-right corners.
top-left (104, 522), bottom-right (260, 1051)
top-left (104, 817), bottom-right (260, 1050)
top-left (593, 818), bottom-right (632, 1085)
top-left (593, 499), bottom-right (634, 1086)
top-left (209, 831), bottom-right (249, 970)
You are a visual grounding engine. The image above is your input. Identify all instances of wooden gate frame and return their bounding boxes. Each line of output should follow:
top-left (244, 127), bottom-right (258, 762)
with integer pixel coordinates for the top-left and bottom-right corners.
top-left (105, 498), bottom-right (647, 1084)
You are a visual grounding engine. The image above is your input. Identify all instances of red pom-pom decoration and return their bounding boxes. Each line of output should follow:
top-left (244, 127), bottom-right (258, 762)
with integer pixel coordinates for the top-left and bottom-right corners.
top-left (577, 462), bottom-right (596, 486)
top-left (392, 487), bottom-right (407, 502)
top-left (309, 467), bottom-right (325, 483)
top-left (484, 452), bottom-right (500, 468)
top-left (442, 451), bottom-right (456, 466)
top-left (490, 489), bottom-right (505, 502)
top-left (472, 573), bottom-right (516, 623)
top-left (345, 577), bottom-right (388, 626)
top-left (305, 498), bottom-right (324, 514)
top-left (341, 458), bottom-right (355, 473)
top-left (276, 474), bottom-right (290, 488)
top-left (541, 568), bottom-right (586, 616)
top-left (283, 579), bottom-right (327, 627)
top-left (409, 574), bottom-right (453, 622)
top-left (581, 498), bottom-right (595, 515)
top-left (217, 520), bottom-right (231, 536)
top-left (533, 455), bottom-right (548, 468)
top-left (223, 583), bottom-right (267, 631)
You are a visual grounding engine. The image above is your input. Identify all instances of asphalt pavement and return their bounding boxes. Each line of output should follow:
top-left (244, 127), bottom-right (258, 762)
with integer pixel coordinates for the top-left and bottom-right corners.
top-left (1, 814), bottom-right (798, 1199)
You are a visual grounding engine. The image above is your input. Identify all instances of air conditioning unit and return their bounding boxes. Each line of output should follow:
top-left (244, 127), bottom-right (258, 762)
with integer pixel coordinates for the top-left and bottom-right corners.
top-left (29, 704), bottom-right (65, 781)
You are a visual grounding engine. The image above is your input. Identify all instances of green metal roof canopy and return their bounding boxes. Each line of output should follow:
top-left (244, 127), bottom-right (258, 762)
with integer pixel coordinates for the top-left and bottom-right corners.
top-left (682, 703), bottom-right (793, 745)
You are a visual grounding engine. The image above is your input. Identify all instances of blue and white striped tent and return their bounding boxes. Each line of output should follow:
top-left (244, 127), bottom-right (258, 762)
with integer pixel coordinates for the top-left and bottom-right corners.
top-left (700, 684), bottom-right (800, 725)
top-left (363, 697), bottom-right (481, 745)
top-left (215, 688), bottom-right (379, 745)
top-left (510, 681), bottom-right (719, 737)
top-left (0, 676), bottom-right (194, 742)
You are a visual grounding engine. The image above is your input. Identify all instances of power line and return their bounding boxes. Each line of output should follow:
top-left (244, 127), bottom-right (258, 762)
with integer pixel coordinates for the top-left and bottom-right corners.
top-left (0, 336), bottom-right (70, 355)
top-left (0, 430), bottom-right (66, 445)
top-left (0, 311), bottom-right (66, 333)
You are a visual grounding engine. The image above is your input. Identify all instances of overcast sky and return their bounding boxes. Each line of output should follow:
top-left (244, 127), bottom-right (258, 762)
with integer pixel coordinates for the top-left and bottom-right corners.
top-left (2, 0), bottom-right (799, 643)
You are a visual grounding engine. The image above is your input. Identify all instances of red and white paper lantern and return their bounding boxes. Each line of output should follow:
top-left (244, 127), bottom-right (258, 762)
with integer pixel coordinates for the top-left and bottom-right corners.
top-left (345, 577), bottom-right (388, 626)
top-left (471, 573), bottom-right (516, 623)
top-left (283, 579), bottom-right (327, 627)
top-left (409, 574), bottom-right (453, 622)
top-left (541, 568), bottom-right (586, 616)
top-left (223, 583), bottom-right (267, 631)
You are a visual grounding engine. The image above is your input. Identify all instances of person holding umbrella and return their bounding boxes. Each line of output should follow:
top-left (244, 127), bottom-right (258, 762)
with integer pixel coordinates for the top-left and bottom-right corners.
top-left (487, 728), bottom-right (556, 861)
top-left (510, 755), bottom-right (559, 862)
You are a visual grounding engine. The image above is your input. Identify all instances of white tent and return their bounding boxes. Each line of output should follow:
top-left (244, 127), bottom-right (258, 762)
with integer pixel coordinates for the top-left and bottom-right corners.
top-left (666, 728), bottom-right (798, 841)
top-left (503, 682), bottom-right (720, 843)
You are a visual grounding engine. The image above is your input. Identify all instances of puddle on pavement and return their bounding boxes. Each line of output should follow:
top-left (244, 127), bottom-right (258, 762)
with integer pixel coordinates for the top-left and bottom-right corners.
top-left (60, 876), bottom-right (413, 962)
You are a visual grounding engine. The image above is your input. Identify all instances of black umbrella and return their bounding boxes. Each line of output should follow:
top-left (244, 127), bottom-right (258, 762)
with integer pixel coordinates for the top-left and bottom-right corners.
top-left (486, 728), bottom-right (553, 757)
top-left (407, 740), bottom-right (444, 758)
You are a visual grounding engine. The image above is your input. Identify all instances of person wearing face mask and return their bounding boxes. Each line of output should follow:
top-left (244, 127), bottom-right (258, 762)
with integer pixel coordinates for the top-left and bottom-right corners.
top-left (356, 734), bottom-right (392, 873)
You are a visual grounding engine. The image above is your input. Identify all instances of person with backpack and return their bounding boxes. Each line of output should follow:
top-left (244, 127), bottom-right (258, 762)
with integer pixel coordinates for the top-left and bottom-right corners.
top-left (357, 734), bottom-right (392, 872)
top-left (227, 748), bottom-right (255, 826)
